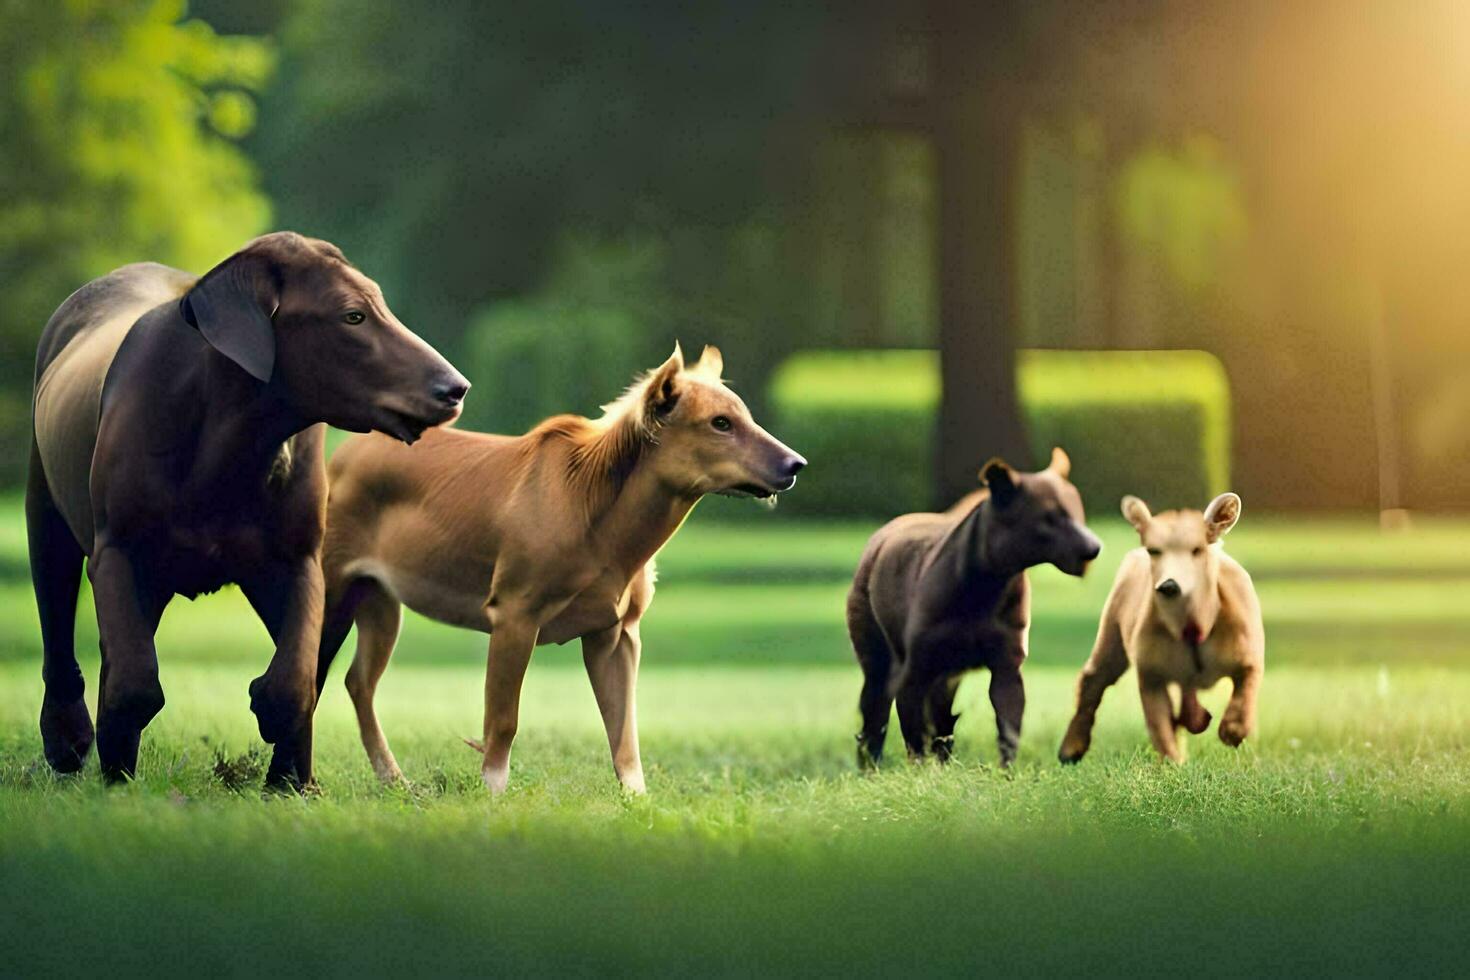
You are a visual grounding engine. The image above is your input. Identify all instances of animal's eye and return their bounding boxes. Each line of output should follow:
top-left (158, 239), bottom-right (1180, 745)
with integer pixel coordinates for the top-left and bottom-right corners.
top-left (1146, 548), bottom-right (1162, 557)
top-left (711, 416), bottom-right (732, 432)
top-left (343, 310), bottom-right (366, 325)
top-left (1192, 546), bottom-right (1204, 556)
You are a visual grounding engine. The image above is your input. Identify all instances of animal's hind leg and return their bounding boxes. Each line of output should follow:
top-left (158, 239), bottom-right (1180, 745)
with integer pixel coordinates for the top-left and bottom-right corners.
top-left (316, 577), bottom-right (371, 700)
top-left (848, 588), bottom-right (894, 768)
top-left (26, 441), bottom-right (92, 773)
top-left (925, 674), bottom-right (963, 762)
top-left (343, 582), bottom-right (405, 783)
top-left (894, 669), bottom-right (936, 761)
top-left (989, 664), bottom-right (1025, 768)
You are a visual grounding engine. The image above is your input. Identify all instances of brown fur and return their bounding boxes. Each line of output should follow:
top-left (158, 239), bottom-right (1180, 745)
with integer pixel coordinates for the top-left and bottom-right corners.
top-left (1058, 493), bottom-right (1265, 764)
top-left (316, 344), bottom-right (805, 792)
top-left (849, 448), bottom-right (1102, 768)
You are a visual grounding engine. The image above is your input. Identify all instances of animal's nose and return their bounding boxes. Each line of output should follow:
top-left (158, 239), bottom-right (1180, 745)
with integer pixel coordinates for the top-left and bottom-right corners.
top-left (781, 454), bottom-right (807, 478)
top-left (1082, 539), bottom-right (1102, 562)
top-left (432, 376), bottom-right (470, 406)
top-left (1156, 579), bottom-right (1182, 599)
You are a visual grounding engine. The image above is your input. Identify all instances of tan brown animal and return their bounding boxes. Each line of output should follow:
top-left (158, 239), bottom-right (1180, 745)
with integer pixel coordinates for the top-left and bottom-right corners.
top-left (849, 449), bottom-right (1102, 768)
top-left (317, 344), bottom-right (805, 793)
top-left (1058, 493), bottom-right (1264, 764)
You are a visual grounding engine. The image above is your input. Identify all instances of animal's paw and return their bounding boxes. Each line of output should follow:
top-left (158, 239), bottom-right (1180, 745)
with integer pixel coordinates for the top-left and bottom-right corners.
top-left (855, 731), bottom-right (884, 771)
top-left (1176, 705), bottom-right (1212, 735)
top-left (1219, 715), bottom-right (1250, 747)
top-left (40, 695), bottom-right (95, 774)
top-left (931, 734), bottom-right (956, 763)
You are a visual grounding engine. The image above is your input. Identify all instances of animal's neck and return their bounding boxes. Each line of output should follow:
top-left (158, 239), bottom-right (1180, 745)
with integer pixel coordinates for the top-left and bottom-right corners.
top-left (186, 351), bottom-right (306, 498)
top-left (947, 499), bottom-right (1018, 580)
top-left (589, 456), bottom-right (697, 577)
top-left (1190, 563), bottom-right (1224, 637)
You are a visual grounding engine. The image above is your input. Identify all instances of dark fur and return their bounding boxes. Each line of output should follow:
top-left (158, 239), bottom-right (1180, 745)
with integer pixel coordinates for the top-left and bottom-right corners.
top-left (26, 232), bottom-right (467, 787)
top-left (849, 456), bottom-right (1101, 768)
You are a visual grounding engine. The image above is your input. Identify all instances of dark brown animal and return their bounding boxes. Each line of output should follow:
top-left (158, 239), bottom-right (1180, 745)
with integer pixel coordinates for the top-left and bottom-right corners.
top-left (848, 449), bottom-right (1101, 768)
top-left (27, 232), bottom-right (468, 787)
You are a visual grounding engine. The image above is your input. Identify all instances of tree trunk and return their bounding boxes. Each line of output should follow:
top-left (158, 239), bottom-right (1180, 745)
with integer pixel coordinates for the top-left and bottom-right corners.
top-left (932, 6), bottom-right (1030, 506)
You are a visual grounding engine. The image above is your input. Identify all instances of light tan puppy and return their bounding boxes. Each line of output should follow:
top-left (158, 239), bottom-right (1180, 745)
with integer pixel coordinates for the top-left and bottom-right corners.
top-left (1058, 493), bottom-right (1264, 764)
top-left (316, 344), bottom-right (805, 793)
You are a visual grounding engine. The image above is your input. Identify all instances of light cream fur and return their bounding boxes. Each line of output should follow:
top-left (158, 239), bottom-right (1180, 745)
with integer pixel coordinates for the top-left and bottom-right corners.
top-left (1059, 492), bottom-right (1265, 763)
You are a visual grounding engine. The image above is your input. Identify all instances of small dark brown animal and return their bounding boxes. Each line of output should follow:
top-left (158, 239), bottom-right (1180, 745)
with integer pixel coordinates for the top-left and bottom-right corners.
top-left (27, 232), bottom-right (468, 787)
top-left (848, 449), bottom-right (1101, 768)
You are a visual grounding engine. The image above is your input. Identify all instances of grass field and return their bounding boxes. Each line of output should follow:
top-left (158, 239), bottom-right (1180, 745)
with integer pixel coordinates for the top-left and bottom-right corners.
top-left (3, 499), bottom-right (1470, 975)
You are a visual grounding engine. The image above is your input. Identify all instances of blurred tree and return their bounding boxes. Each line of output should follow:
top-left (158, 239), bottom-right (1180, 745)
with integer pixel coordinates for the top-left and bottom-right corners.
top-left (0, 0), bottom-right (273, 479)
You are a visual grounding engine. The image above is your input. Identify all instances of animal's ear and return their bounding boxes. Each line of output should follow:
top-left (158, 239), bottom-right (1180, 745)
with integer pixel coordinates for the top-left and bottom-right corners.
top-left (981, 457), bottom-right (1020, 508)
top-left (692, 344), bottom-right (723, 380)
top-left (1047, 446), bottom-right (1071, 479)
top-left (1203, 492), bottom-right (1241, 542)
top-left (645, 343), bottom-right (685, 418)
top-left (1121, 495), bottom-right (1153, 533)
top-left (182, 254), bottom-right (278, 382)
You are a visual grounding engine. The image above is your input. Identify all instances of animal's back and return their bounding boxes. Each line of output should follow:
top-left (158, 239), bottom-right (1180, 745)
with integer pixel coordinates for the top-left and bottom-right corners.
top-left (850, 509), bottom-right (964, 654)
top-left (31, 262), bottom-right (197, 550)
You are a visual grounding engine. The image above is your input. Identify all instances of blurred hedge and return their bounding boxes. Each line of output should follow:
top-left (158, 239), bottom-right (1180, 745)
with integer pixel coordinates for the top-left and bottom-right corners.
top-left (768, 349), bottom-right (1231, 520)
top-left (462, 300), bottom-right (655, 435)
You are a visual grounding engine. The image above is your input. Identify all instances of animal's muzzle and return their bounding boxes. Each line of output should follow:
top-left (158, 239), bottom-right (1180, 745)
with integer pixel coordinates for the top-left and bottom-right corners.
top-left (1155, 578), bottom-right (1182, 599)
top-left (431, 374), bottom-right (470, 408)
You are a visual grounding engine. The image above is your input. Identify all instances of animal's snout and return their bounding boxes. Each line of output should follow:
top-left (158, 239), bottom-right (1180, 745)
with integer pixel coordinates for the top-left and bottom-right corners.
top-left (780, 454), bottom-right (807, 479)
top-left (1155, 578), bottom-right (1182, 599)
top-left (432, 375), bottom-right (470, 407)
top-left (1081, 538), bottom-right (1102, 563)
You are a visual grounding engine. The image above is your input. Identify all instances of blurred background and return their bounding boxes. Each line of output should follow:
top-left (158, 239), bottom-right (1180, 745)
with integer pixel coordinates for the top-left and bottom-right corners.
top-left (4, 0), bottom-right (1469, 517)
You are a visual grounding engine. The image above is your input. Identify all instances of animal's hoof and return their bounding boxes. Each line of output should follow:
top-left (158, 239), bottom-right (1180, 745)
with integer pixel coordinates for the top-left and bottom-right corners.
top-left (1057, 733), bottom-right (1089, 764)
top-left (931, 734), bottom-right (956, 763)
top-left (481, 764), bottom-right (510, 795)
top-left (40, 695), bottom-right (94, 774)
top-left (248, 675), bottom-right (309, 745)
top-left (1219, 717), bottom-right (1249, 747)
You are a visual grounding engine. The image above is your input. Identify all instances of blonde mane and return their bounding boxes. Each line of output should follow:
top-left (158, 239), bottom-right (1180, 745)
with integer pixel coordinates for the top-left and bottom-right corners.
top-left (521, 346), bottom-right (724, 523)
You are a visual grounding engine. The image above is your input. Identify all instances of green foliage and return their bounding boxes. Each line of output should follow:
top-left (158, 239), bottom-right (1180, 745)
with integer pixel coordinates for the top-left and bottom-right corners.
top-left (769, 349), bottom-right (1232, 519)
top-left (1116, 135), bottom-right (1248, 291)
top-left (0, 0), bottom-right (273, 478)
top-left (459, 227), bottom-right (804, 435)
top-left (463, 300), bottom-right (649, 435)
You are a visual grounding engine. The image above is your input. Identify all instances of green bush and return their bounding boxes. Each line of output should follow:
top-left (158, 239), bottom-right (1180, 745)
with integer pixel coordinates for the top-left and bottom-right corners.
top-left (462, 300), bottom-right (654, 435)
top-left (769, 349), bottom-right (1231, 520)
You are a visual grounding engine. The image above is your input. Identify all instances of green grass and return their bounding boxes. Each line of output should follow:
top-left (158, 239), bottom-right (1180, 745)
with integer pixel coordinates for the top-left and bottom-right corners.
top-left (2, 499), bottom-right (1470, 975)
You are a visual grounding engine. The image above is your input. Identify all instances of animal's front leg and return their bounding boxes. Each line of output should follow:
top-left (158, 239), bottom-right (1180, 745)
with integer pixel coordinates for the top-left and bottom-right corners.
top-left (88, 544), bottom-right (168, 782)
top-left (988, 664), bottom-right (1025, 767)
top-left (1138, 677), bottom-right (1183, 763)
top-left (924, 674), bottom-right (963, 762)
top-left (480, 619), bottom-right (539, 794)
top-left (241, 556), bottom-right (325, 790)
top-left (1219, 665), bottom-right (1261, 747)
top-left (582, 622), bottom-right (645, 793)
